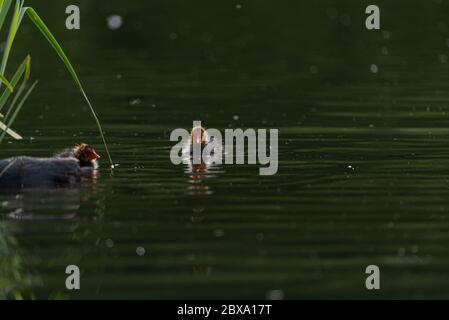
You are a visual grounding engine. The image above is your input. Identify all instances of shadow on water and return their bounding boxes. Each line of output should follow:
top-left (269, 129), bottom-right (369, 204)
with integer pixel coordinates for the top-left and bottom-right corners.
top-left (185, 162), bottom-right (224, 196)
top-left (0, 176), bottom-right (105, 299)
top-left (0, 177), bottom-right (98, 221)
top-left (0, 221), bottom-right (41, 299)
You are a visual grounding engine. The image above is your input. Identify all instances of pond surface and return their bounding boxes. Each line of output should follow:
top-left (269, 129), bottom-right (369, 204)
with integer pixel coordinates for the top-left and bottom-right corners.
top-left (2, 0), bottom-right (449, 299)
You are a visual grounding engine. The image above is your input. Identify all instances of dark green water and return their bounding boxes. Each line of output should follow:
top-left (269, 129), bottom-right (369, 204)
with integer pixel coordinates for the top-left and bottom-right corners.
top-left (2, 0), bottom-right (449, 299)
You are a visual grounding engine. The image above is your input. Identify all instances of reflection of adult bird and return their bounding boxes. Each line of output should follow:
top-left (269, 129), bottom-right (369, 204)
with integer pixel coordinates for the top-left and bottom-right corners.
top-left (0, 143), bottom-right (100, 189)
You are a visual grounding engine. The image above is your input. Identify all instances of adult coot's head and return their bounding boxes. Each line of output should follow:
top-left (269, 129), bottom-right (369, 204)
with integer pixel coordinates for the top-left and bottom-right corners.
top-left (74, 143), bottom-right (100, 165)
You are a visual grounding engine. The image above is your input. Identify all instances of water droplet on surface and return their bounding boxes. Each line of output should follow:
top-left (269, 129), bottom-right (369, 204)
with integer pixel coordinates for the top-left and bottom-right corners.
top-left (136, 246), bottom-right (146, 256)
top-left (129, 98), bottom-right (141, 106)
top-left (106, 15), bottom-right (123, 30)
top-left (267, 289), bottom-right (284, 300)
top-left (214, 229), bottom-right (224, 237)
top-left (309, 65), bottom-right (318, 74)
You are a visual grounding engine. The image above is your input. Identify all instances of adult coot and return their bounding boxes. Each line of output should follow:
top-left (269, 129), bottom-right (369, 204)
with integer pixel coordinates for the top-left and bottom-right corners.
top-left (0, 143), bottom-right (100, 189)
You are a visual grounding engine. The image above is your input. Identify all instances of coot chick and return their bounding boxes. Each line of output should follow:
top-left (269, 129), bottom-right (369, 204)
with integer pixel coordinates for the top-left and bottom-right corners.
top-left (189, 126), bottom-right (221, 156)
top-left (0, 143), bottom-right (100, 189)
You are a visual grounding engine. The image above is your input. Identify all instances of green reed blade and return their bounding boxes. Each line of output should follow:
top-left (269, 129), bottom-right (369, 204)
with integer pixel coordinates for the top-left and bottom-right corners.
top-left (23, 7), bottom-right (114, 167)
top-left (0, 120), bottom-right (21, 140)
top-left (0, 55), bottom-right (27, 114)
top-left (6, 80), bottom-right (38, 129)
top-left (0, 75), bottom-right (13, 92)
top-left (1, 55), bottom-right (29, 123)
top-left (0, 0), bottom-right (22, 77)
top-left (0, 80), bottom-right (37, 143)
top-left (0, 0), bottom-right (12, 32)
top-left (0, 54), bottom-right (30, 142)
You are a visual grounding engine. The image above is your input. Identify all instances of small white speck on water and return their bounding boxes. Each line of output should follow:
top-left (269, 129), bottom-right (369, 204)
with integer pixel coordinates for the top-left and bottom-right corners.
top-left (267, 289), bottom-right (284, 300)
top-left (169, 32), bottom-right (178, 40)
top-left (152, 104), bottom-right (157, 108)
top-left (214, 229), bottom-right (224, 237)
top-left (381, 47), bottom-right (389, 55)
top-left (116, 74), bottom-right (123, 80)
top-left (348, 165), bottom-right (354, 170)
top-left (233, 115), bottom-right (239, 121)
top-left (438, 54), bottom-right (447, 64)
top-left (136, 246), bottom-right (146, 256)
top-left (309, 65), bottom-right (318, 74)
top-left (129, 98), bottom-right (141, 106)
top-left (105, 239), bottom-right (114, 248)
top-left (235, 4), bottom-right (242, 9)
top-left (370, 64), bottom-right (379, 73)
top-left (106, 15), bottom-right (123, 30)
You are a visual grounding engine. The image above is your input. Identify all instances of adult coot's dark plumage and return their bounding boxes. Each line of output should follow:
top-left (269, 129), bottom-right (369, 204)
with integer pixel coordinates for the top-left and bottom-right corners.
top-left (0, 143), bottom-right (100, 189)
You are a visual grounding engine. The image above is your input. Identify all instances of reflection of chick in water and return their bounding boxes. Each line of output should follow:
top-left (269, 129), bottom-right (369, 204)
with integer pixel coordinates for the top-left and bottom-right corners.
top-left (187, 164), bottom-right (212, 276)
top-left (185, 127), bottom-right (218, 276)
top-left (184, 126), bottom-right (223, 196)
top-left (188, 162), bottom-right (211, 196)
top-left (183, 125), bottom-right (226, 275)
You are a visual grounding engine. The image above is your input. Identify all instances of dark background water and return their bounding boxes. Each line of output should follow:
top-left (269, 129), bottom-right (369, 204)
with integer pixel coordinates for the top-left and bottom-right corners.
top-left (1, 0), bottom-right (449, 299)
